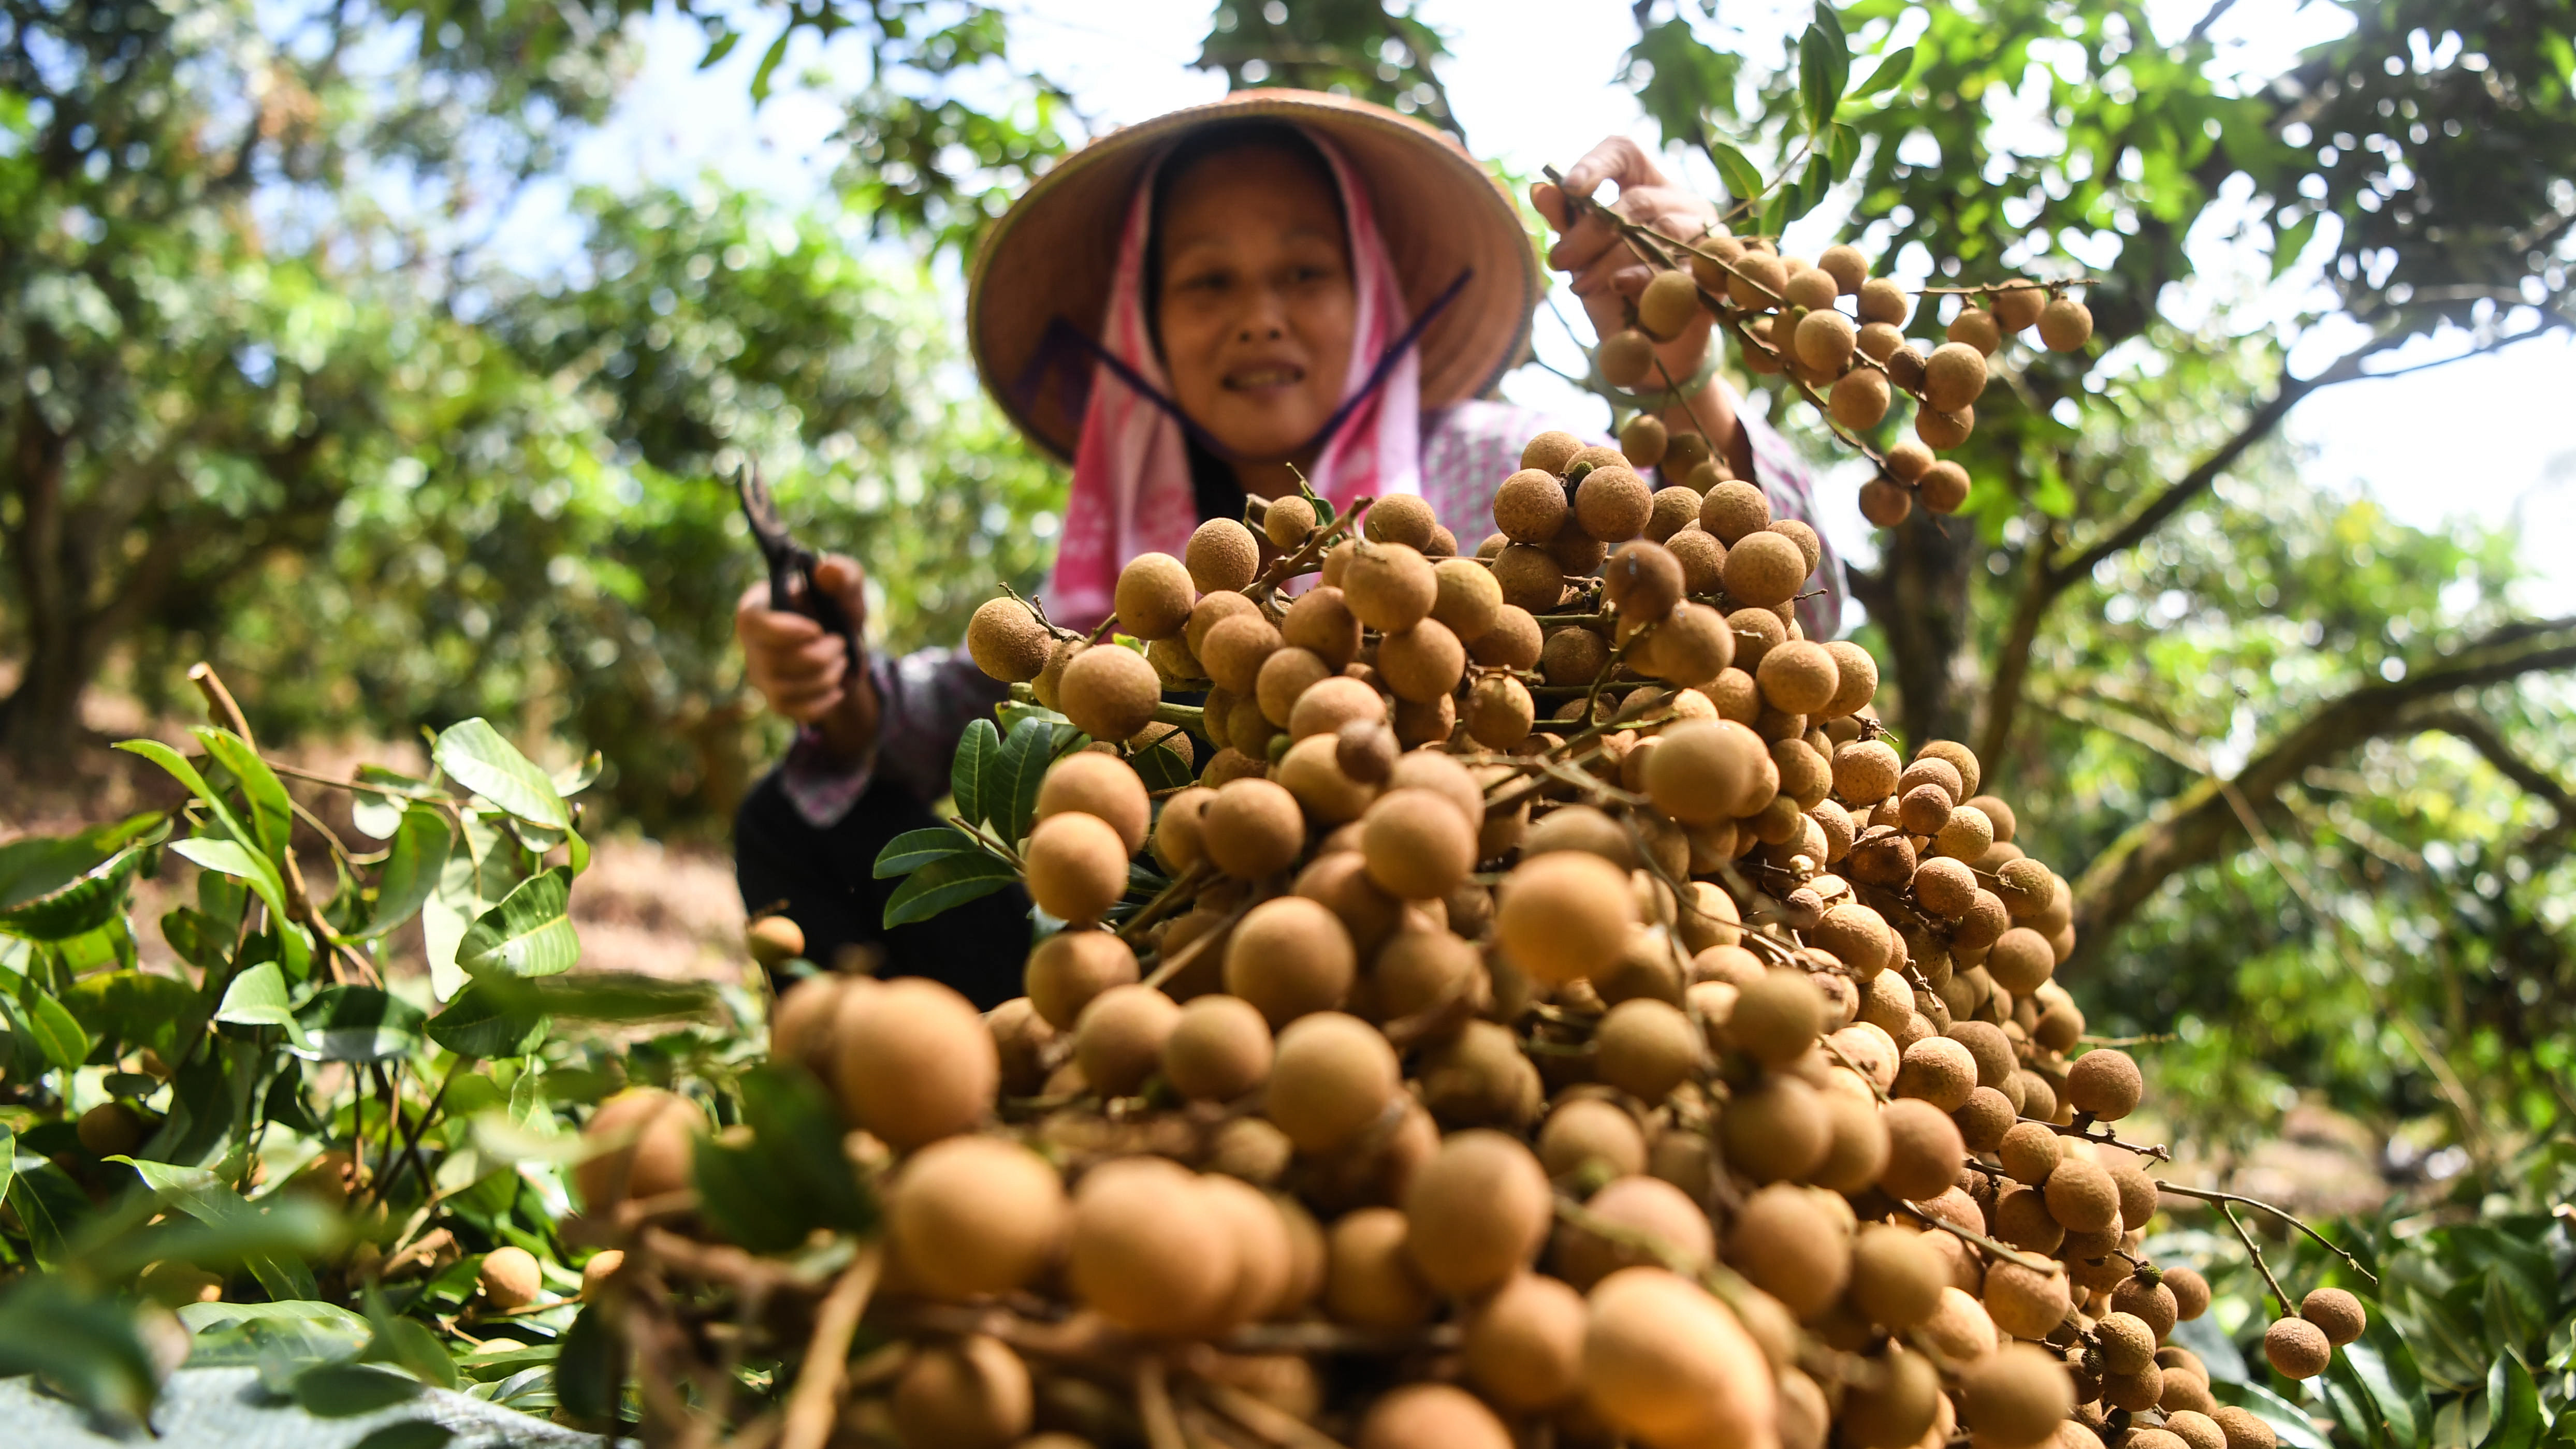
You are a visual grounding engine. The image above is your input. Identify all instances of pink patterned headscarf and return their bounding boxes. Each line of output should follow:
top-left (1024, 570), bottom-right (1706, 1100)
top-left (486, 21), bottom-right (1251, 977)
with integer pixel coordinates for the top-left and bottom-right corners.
top-left (1044, 128), bottom-right (1423, 631)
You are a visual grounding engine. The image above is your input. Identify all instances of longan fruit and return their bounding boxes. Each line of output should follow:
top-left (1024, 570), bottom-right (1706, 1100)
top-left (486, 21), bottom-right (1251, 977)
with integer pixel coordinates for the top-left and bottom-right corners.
top-left (1945, 306), bottom-right (2003, 356)
top-left (2164, 1369), bottom-right (2222, 1417)
top-left (2264, 1315), bottom-right (2332, 1379)
top-left (1916, 403), bottom-right (1974, 452)
top-left (2211, 1407), bottom-right (2280, 1449)
top-left (1277, 732), bottom-right (1376, 824)
top-left (1495, 468), bottom-right (1573, 541)
top-left (1597, 329), bottom-right (1657, 390)
top-left (1755, 640), bottom-right (1839, 715)
top-left (1986, 928), bottom-right (2055, 996)
top-left (1843, 1346), bottom-right (1941, 1449)
top-left (1337, 718), bottom-right (1399, 785)
top-left (1796, 308), bottom-right (1858, 374)
top-left (1464, 1271), bottom-right (1587, 1411)
top-left (1641, 718), bottom-right (1766, 825)
top-left (1605, 539), bottom-right (1685, 620)
top-left (1468, 604), bottom-right (1543, 670)
top-left (1114, 552), bottom-right (1197, 641)
top-left (1151, 785), bottom-right (1219, 876)
top-left (1422, 560), bottom-right (1503, 647)
top-left (1264, 492), bottom-right (1318, 548)
top-left (1378, 619), bottom-right (1465, 704)
top-left (1895, 1034), bottom-right (1978, 1112)
top-left (1496, 851), bottom-right (1637, 984)
top-left (1539, 1097), bottom-right (1649, 1180)
top-left (1983, 1257), bottom-right (2072, 1339)
top-left (2168, 1265), bottom-right (2214, 1321)
top-left (1831, 367), bottom-right (1891, 429)
top-left (1998, 1126), bottom-right (2063, 1193)
top-left (1922, 341), bottom-right (1989, 415)
top-left (1884, 342), bottom-right (1926, 393)
top-left (1723, 1182), bottom-right (1851, 1319)
top-left (1186, 518), bottom-right (1262, 595)
top-left (1057, 643), bottom-right (1161, 744)
top-left (1955, 1085), bottom-right (2016, 1152)
top-left (1716, 1072), bottom-right (1830, 1185)
top-left (1522, 429), bottom-right (1587, 475)
top-left (1878, 1097), bottom-right (1967, 1202)
top-left (2109, 1158), bottom-right (2161, 1230)
top-left (1553, 1174), bottom-right (1715, 1291)
top-left (1849, 1222), bottom-right (1946, 1329)
top-left (1285, 674), bottom-right (1381, 745)
top-left (1465, 673), bottom-right (1536, 751)
top-left (1582, 1267), bottom-right (1777, 1449)
top-left (1854, 275), bottom-right (1911, 325)
top-left (1023, 812), bottom-right (1130, 925)
top-left (1400, 1130), bottom-right (1553, 1294)
top-left (1730, 969), bottom-right (1828, 1067)
top-left (1024, 929), bottom-right (1140, 1030)
top-left (1071, 982), bottom-right (1181, 1097)
top-left (1492, 544), bottom-right (1568, 612)
top-left (1783, 266), bottom-right (1840, 312)
top-left (1933, 803), bottom-right (1995, 861)
top-left (1696, 481), bottom-right (1770, 547)
top-left (1620, 413), bottom-right (1670, 469)
top-left (1224, 896), bottom-right (1356, 1027)
top-left (477, 1245), bottom-right (541, 1309)
top-left (1637, 269), bottom-right (1702, 340)
top-left (2064, 1048), bottom-right (2143, 1120)
top-left (1811, 1089), bottom-right (1893, 1194)
top-left (1911, 856), bottom-right (1979, 918)
top-left (1326, 1206), bottom-right (1435, 1329)
top-left (1371, 924), bottom-right (1481, 1024)
top-left (1721, 529), bottom-right (1807, 608)
top-left (1069, 1158), bottom-right (1236, 1333)
top-left (2301, 1286), bottom-right (2367, 1345)
top-left (1961, 1342), bottom-right (2074, 1447)
top-left (967, 596), bottom-right (1053, 682)
top-left (1343, 541), bottom-right (1439, 632)
top-left (1357, 1384), bottom-right (1512, 1449)
top-left (891, 1334), bottom-right (1032, 1449)
top-left (2096, 1308), bottom-right (2157, 1372)
top-left (2039, 297), bottom-right (2094, 352)
top-left (1265, 1012), bottom-right (1402, 1153)
top-left (1278, 584), bottom-right (1362, 669)
top-left (1832, 738), bottom-right (1900, 803)
top-left (1149, 993), bottom-right (1273, 1102)
top-left (1037, 750), bottom-right (1149, 854)
top-left (2168, 1412), bottom-right (2230, 1449)
top-left (1254, 645), bottom-right (1331, 727)
top-left (1646, 485), bottom-right (1701, 541)
top-left (1727, 248), bottom-right (1788, 308)
top-left (834, 978), bottom-right (997, 1150)
top-left (1365, 494), bottom-right (1439, 550)
top-left (2042, 1156), bottom-right (2120, 1233)
top-left (1592, 997), bottom-right (1702, 1103)
top-left (1358, 787), bottom-right (1479, 903)
top-left (1204, 778), bottom-right (1306, 879)
top-left (1915, 458), bottom-right (1970, 514)
top-left (1641, 601), bottom-right (1735, 686)
top-left (1664, 528), bottom-right (1724, 596)
top-left (888, 1134), bottom-right (1068, 1298)
top-left (1576, 464), bottom-right (1654, 542)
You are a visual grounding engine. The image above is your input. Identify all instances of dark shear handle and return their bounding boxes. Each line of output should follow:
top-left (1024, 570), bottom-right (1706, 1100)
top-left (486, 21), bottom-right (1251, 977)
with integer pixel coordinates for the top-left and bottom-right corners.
top-left (737, 459), bottom-right (860, 668)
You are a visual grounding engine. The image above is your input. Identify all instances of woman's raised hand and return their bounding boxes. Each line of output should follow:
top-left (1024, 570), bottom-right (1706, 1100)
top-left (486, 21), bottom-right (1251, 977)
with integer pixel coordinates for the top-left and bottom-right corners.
top-left (735, 554), bottom-right (880, 760)
top-left (1531, 137), bottom-right (1725, 376)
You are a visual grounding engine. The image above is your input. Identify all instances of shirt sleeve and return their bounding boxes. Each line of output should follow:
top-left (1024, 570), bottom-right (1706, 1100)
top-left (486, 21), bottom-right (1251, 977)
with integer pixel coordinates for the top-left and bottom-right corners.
top-left (1738, 407), bottom-right (1846, 641)
top-left (1418, 399), bottom-right (1603, 543)
top-left (776, 645), bottom-right (1013, 830)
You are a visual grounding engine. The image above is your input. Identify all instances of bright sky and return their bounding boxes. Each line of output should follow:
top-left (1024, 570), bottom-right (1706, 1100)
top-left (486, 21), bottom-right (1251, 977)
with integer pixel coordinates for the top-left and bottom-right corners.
top-left (525, 0), bottom-right (2576, 616)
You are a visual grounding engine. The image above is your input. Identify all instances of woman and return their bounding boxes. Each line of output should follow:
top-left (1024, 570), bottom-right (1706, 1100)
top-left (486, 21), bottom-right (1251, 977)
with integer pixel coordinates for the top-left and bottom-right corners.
top-left (733, 94), bottom-right (1837, 1004)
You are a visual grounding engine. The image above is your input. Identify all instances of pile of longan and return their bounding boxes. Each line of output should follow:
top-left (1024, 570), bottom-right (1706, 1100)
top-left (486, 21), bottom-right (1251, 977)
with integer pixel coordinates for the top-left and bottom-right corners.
top-left (1587, 212), bottom-right (2094, 528)
top-left (581, 434), bottom-right (2363, 1449)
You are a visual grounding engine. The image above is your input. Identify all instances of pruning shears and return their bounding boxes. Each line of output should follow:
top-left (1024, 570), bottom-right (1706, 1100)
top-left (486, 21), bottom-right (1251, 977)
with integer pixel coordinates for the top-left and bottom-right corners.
top-left (733, 457), bottom-right (860, 668)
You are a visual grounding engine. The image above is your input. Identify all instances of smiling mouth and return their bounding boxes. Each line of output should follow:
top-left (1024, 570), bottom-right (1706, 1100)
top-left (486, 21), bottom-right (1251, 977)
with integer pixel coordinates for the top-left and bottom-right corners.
top-left (1224, 365), bottom-right (1306, 391)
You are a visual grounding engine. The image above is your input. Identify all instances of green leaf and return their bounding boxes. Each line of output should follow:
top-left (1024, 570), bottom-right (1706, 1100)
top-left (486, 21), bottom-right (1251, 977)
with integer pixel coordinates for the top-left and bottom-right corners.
top-left (63, 969), bottom-right (205, 1061)
top-left (170, 835), bottom-right (301, 977)
top-left (359, 804), bottom-right (455, 939)
top-left (2211, 1379), bottom-right (2335, 1449)
top-left (1826, 122), bottom-right (1860, 183)
top-left (1706, 140), bottom-right (1766, 205)
top-left (0, 811), bottom-right (163, 912)
top-left (0, 837), bottom-right (156, 942)
top-left (457, 867), bottom-right (579, 978)
top-left (2272, 211), bottom-right (2320, 280)
top-left (352, 1422), bottom-right (455, 1449)
top-left (294, 1360), bottom-right (424, 1416)
top-left (696, 25), bottom-right (741, 68)
top-left (6, 1160), bottom-right (92, 1268)
top-left (159, 906), bottom-right (229, 970)
top-left (883, 851), bottom-right (1018, 928)
top-left (196, 728), bottom-right (294, 872)
top-left (432, 719), bottom-right (570, 831)
top-left (480, 972), bottom-right (718, 1027)
top-left (554, 1304), bottom-right (622, 1429)
top-left (294, 986), bottom-right (427, 1063)
top-left (1852, 43), bottom-right (1914, 96)
top-left (18, 988), bottom-right (91, 1072)
top-left (181, 1298), bottom-right (372, 1369)
top-left (0, 1124), bottom-right (13, 1205)
top-left (874, 826), bottom-right (981, 879)
top-left (115, 740), bottom-right (266, 861)
top-left (360, 1286), bottom-right (461, 1392)
top-left (216, 960), bottom-right (314, 1051)
top-left (1130, 727), bottom-right (1194, 793)
top-left (997, 714), bottom-right (1057, 842)
top-left (953, 716), bottom-right (999, 828)
top-left (552, 751), bottom-right (605, 797)
top-left (2338, 1328), bottom-right (2423, 1448)
top-left (0, 1277), bottom-right (162, 1427)
top-left (1760, 189), bottom-right (1790, 243)
top-left (110, 1157), bottom-right (322, 1299)
top-left (1798, 24), bottom-right (1835, 135)
top-left (424, 812), bottom-right (515, 999)
top-left (2479, 1355), bottom-right (2541, 1449)
top-left (691, 1064), bottom-right (878, 1253)
top-left (749, 28), bottom-right (790, 103)
top-left (350, 766), bottom-right (431, 841)
top-left (426, 979), bottom-right (549, 1058)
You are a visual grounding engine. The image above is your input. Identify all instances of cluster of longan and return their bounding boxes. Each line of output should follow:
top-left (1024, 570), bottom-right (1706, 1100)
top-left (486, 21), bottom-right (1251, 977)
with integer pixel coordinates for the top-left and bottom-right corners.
top-left (1594, 219), bottom-right (2094, 526)
top-left (584, 435), bottom-right (2366, 1449)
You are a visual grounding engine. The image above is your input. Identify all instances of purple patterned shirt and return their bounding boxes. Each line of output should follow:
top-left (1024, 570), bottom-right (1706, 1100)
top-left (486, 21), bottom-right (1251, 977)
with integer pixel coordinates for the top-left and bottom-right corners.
top-left (779, 398), bottom-right (1840, 827)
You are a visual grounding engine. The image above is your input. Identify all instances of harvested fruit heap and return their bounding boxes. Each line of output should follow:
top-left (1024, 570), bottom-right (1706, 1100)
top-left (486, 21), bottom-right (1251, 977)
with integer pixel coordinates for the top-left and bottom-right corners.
top-left (578, 385), bottom-right (2379, 1447)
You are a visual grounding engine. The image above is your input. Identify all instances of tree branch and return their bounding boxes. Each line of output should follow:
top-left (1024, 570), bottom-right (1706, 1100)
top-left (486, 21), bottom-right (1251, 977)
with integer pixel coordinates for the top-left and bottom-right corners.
top-left (2408, 709), bottom-right (2576, 823)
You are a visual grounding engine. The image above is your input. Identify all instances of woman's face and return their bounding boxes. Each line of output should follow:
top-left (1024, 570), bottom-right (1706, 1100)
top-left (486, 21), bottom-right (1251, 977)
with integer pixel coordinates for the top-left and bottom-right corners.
top-left (1155, 145), bottom-right (1355, 466)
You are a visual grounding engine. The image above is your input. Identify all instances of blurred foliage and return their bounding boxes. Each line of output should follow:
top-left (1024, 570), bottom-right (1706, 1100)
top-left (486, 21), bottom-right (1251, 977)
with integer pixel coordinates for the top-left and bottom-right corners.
top-left (1194, 0), bottom-right (1460, 135)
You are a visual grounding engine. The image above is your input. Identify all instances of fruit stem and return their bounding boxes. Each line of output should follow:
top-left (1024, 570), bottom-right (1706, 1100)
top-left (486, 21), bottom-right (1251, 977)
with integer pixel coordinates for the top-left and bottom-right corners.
top-left (2151, 1181), bottom-right (2378, 1287)
top-left (2215, 1200), bottom-right (2296, 1316)
top-left (1137, 1356), bottom-right (1188, 1449)
top-left (1140, 896), bottom-right (1255, 992)
top-left (1116, 862), bottom-right (1213, 945)
top-left (2019, 1116), bottom-right (2173, 1162)
top-left (1898, 1198), bottom-right (2060, 1274)
top-left (1194, 1378), bottom-right (1355, 1449)
top-left (778, 1245), bottom-right (884, 1449)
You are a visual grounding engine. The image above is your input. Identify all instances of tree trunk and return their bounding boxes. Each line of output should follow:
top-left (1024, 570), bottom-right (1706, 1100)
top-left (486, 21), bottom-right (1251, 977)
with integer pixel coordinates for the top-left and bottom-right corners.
top-left (1, 397), bottom-right (96, 769)
top-left (1847, 504), bottom-right (1979, 751)
top-left (0, 626), bottom-right (100, 767)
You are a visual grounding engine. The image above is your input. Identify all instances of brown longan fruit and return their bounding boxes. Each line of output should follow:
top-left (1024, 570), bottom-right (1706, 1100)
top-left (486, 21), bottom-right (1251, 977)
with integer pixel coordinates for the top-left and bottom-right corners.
top-left (1895, 1034), bottom-right (1977, 1111)
top-left (1854, 275), bottom-right (1910, 325)
top-left (834, 978), bottom-right (997, 1150)
top-left (1593, 998), bottom-right (1704, 1103)
top-left (1858, 475), bottom-right (1912, 528)
top-left (1263, 492), bottom-right (1318, 548)
top-left (1265, 590), bottom-right (1356, 674)
top-left (1365, 494), bottom-right (1439, 551)
top-left (1187, 590), bottom-right (1259, 660)
top-left (1878, 1097), bottom-right (1966, 1201)
top-left (1023, 812), bottom-right (1129, 925)
top-left (1721, 529), bottom-right (1807, 608)
top-left (1731, 969), bottom-right (1828, 1067)
top-left (1997, 1121), bottom-right (2062, 1187)
top-left (888, 1134), bottom-right (1068, 1298)
top-left (1809, 1089), bottom-right (1891, 1194)
top-left (1575, 464), bottom-right (1654, 542)
top-left (2041, 1156), bottom-right (2120, 1233)
top-left (1636, 268), bottom-right (1702, 340)
top-left (1422, 560), bottom-right (1503, 647)
top-left (477, 1245), bottom-right (541, 1309)
top-left (1266, 1011), bottom-right (1401, 1153)
top-left (1371, 924), bottom-right (1481, 1023)
top-left (1496, 851), bottom-right (1636, 984)
top-left (2096, 1308), bottom-right (2157, 1372)
top-left (1071, 983), bottom-right (1181, 1097)
top-left (1186, 518), bottom-right (1261, 595)
top-left (1337, 718), bottom-right (1400, 786)
top-left (1988, 282), bottom-right (2046, 333)
top-left (1833, 738), bottom-right (1901, 802)
top-left (2109, 1158), bottom-right (2161, 1230)
top-left (1342, 541), bottom-right (1438, 633)
top-left (1204, 778), bottom-right (1305, 879)
top-left (1912, 458), bottom-right (1968, 514)
top-left (2065, 1048), bottom-right (2143, 1120)
top-left (1114, 552), bottom-right (1197, 641)
top-left (1756, 640), bottom-right (1839, 715)
top-left (2168, 1265), bottom-right (2214, 1321)
top-left (1036, 750), bottom-right (1150, 855)
top-left (1898, 781), bottom-right (1954, 836)
top-left (1465, 674), bottom-right (1535, 751)
top-left (1221, 896), bottom-right (1356, 1027)
top-left (1553, 1174), bottom-right (1715, 1292)
top-left (1068, 1158), bottom-right (1236, 1333)
top-left (1697, 480), bottom-right (1771, 546)
top-left (1378, 619), bottom-right (1464, 705)
top-left (1662, 525), bottom-right (1723, 593)
top-left (1808, 906), bottom-right (1893, 986)
top-left (1620, 413), bottom-right (1670, 469)
top-left (1725, 248), bottom-right (1788, 308)
top-left (1850, 1222), bottom-right (1946, 1329)
top-left (1467, 607), bottom-right (1542, 674)
top-left (983, 997), bottom-right (1050, 1097)
top-left (1324, 1206), bottom-right (1436, 1329)
top-left (1783, 266), bottom-right (1840, 312)
top-left (1986, 928), bottom-right (2055, 997)
top-left (1594, 328), bottom-right (1658, 391)
top-left (1401, 1129), bottom-right (1552, 1294)
top-left (1520, 429), bottom-right (1584, 474)
top-left (2039, 297), bottom-right (2094, 352)
top-left (1582, 1267), bottom-right (1777, 1449)
top-left (2168, 1411), bottom-right (2229, 1449)
top-left (1923, 341), bottom-right (1989, 414)
top-left (1955, 1085), bottom-right (2016, 1152)
top-left (1716, 1072), bottom-right (1830, 1185)
top-left (1911, 856), bottom-right (1978, 919)
top-left (1983, 1258), bottom-right (2072, 1339)
top-left (1024, 929), bottom-right (1140, 1030)
top-left (967, 596), bottom-right (1054, 682)
top-left (1916, 403), bottom-right (1974, 452)
top-left (1277, 733), bottom-right (1376, 823)
top-left (1646, 485), bottom-right (1701, 542)
top-left (2264, 1315), bottom-right (2332, 1379)
top-left (1831, 367), bottom-right (1892, 429)
top-left (1495, 467), bottom-right (1572, 543)
top-left (769, 973), bottom-right (847, 1077)
top-left (1933, 803), bottom-right (1995, 861)
top-left (1464, 1272), bottom-right (1586, 1411)
top-left (1359, 787), bottom-right (1479, 903)
top-left (1254, 645), bottom-right (1330, 727)
top-left (2302, 1286), bottom-right (2366, 1346)
top-left (1057, 644), bottom-right (1161, 745)
top-left (1640, 718), bottom-right (1765, 825)
top-left (1284, 675), bottom-right (1380, 744)
top-left (1796, 308), bottom-right (1858, 374)
top-left (1491, 544), bottom-right (1565, 612)
top-left (1992, 1185), bottom-right (2064, 1253)
top-left (1814, 243), bottom-right (1868, 294)
top-left (1356, 1384), bottom-right (1512, 1449)
top-left (1843, 1346), bottom-right (1941, 1449)
top-left (891, 1334), bottom-right (1032, 1449)
top-left (1724, 1182), bottom-right (1852, 1318)
top-left (1538, 1097), bottom-right (1649, 1180)
top-left (1604, 539), bottom-right (1684, 620)
top-left (1961, 1342), bottom-right (2073, 1447)
top-left (1642, 601), bottom-right (1735, 686)
top-left (746, 912), bottom-right (807, 971)
top-left (2212, 1408), bottom-right (2279, 1449)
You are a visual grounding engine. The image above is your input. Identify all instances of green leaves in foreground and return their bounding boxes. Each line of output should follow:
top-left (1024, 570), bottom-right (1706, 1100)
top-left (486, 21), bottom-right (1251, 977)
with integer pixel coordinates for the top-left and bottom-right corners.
top-left (457, 867), bottom-right (579, 979)
top-left (0, 1277), bottom-right (165, 1427)
top-left (691, 1065), bottom-right (877, 1252)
